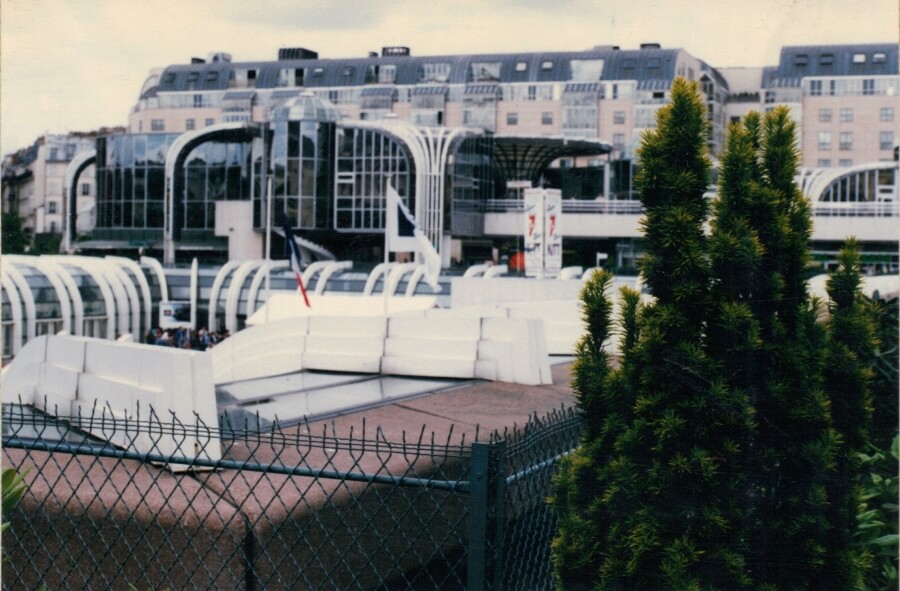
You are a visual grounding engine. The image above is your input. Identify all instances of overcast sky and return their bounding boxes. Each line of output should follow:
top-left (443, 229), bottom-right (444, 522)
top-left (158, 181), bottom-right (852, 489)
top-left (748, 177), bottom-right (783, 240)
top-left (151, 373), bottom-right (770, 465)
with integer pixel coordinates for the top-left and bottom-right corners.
top-left (1, 0), bottom-right (896, 156)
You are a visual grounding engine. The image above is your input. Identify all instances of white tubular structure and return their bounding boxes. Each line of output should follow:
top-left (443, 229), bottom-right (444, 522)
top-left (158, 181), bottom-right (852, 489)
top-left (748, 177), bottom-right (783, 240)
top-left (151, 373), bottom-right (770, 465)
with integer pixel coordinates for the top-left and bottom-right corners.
top-left (140, 256), bottom-right (169, 303)
top-left (246, 261), bottom-right (289, 318)
top-left (6, 255), bottom-right (74, 336)
top-left (4, 260), bottom-right (39, 343)
top-left (207, 259), bottom-right (245, 333)
top-left (385, 263), bottom-right (420, 297)
top-left (1, 273), bottom-right (24, 356)
top-left (224, 260), bottom-right (266, 334)
top-left (363, 262), bottom-right (396, 296)
top-left (107, 256), bottom-right (153, 337)
top-left (313, 261), bottom-right (353, 295)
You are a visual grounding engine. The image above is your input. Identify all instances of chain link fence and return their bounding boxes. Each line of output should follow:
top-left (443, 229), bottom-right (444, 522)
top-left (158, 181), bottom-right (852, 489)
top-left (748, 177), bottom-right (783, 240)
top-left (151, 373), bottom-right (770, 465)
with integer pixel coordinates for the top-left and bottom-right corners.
top-left (2, 402), bottom-right (581, 590)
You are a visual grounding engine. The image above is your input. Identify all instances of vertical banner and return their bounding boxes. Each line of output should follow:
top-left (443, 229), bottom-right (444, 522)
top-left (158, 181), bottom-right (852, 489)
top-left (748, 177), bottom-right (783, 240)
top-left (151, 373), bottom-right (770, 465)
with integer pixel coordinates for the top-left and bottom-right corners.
top-left (543, 189), bottom-right (562, 278)
top-left (524, 188), bottom-right (545, 278)
top-left (523, 188), bottom-right (563, 279)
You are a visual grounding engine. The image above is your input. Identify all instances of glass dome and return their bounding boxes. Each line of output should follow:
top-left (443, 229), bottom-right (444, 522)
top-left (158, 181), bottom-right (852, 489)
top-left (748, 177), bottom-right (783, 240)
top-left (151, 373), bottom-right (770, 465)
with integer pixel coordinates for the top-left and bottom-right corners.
top-left (270, 92), bottom-right (341, 122)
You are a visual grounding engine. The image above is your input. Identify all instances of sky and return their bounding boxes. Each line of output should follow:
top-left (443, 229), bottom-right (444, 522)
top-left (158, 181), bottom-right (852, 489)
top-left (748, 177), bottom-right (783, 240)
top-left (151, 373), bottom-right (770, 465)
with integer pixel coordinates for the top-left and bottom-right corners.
top-left (1, 0), bottom-right (897, 157)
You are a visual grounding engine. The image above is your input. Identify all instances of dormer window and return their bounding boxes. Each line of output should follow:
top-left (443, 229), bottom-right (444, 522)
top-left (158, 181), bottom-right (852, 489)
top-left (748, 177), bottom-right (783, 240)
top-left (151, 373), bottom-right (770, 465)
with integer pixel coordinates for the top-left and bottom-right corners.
top-left (873, 52), bottom-right (887, 63)
top-left (205, 71), bottom-right (218, 82)
top-left (187, 72), bottom-right (199, 82)
top-left (852, 53), bottom-right (867, 64)
top-left (342, 66), bottom-right (355, 77)
top-left (164, 72), bottom-right (177, 84)
top-left (819, 53), bottom-right (835, 66)
top-left (540, 60), bottom-right (554, 71)
top-left (515, 61), bottom-right (528, 72)
top-left (795, 54), bottom-right (808, 66)
top-left (647, 58), bottom-right (660, 69)
top-left (623, 58), bottom-right (636, 69)
top-left (312, 67), bottom-right (324, 78)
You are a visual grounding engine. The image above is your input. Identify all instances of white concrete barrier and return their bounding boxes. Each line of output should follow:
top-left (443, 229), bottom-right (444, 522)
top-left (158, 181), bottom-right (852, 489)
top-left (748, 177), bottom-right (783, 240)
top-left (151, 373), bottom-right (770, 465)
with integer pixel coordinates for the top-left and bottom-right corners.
top-left (1, 334), bottom-right (221, 466)
top-left (210, 317), bottom-right (309, 383)
top-left (303, 316), bottom-right (387, 373)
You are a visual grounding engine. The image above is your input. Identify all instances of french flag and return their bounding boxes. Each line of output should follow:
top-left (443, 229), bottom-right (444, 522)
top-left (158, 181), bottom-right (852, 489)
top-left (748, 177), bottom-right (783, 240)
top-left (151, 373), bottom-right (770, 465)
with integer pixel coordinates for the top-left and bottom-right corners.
top-left (282, 219), bottom-right (311, 308)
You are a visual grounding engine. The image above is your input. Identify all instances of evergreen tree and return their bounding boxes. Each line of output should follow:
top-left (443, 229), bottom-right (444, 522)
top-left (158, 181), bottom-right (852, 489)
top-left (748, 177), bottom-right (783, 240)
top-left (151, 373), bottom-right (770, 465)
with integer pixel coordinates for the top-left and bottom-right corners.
top-left (552, 78), bottom-right (757, 590)
top-left (817, 240), bottom-right (877, 590)
top-left (553, 91), bottom-right (874, 590)
top-left (1, 212), bottom-right (28, 254)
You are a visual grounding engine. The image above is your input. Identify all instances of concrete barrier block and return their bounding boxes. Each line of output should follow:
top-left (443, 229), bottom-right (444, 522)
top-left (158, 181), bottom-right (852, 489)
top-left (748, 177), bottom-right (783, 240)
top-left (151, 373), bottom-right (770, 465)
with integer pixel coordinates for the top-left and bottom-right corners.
top-left (45, 335), bottom-right (88, 371)
top-left (474, 358), bottom-right (499, 382)
top-left (84, 341), bottom-right (142, 385)
top-left (384, 337), bottom-right (478, 360)
top-left (0, 335), bottom-right (49, 405)
top-left (388, 316), bottom-right (481, 340)
top-left (308, 316), bottom-right (386, 338)
top-left (381, 356), bottom-right (475, 379)
top-left (305, 334), bottom-right (384, 356)
top-left (302, 352), bottom-right (382, 374)
top-left (37, 364), bottom-right (80, 402)
top-left (477, 340), bottom-right (514, 383)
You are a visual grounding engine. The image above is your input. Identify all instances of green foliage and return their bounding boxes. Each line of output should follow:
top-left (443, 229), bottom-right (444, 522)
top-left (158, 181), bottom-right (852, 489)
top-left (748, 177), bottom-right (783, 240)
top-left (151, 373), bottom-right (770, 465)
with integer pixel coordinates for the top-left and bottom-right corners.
top-left (552, 89), bottom-right (881, 590)
top-left (2, 466), bottom-right (30, 561)
top-left (1, 212), bottom-right (28, 254)
top-left (31, 232), bottom-right (62, 255)
top-left (856, 436), bottom-right (899, 591)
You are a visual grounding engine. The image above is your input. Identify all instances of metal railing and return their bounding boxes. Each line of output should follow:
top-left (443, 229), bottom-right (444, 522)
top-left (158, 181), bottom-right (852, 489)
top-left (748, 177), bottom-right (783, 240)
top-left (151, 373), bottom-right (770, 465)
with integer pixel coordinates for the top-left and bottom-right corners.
top-left (484, 198), bottom-right (899, 217)
top-left (1, 403), bottom-right (582, 590)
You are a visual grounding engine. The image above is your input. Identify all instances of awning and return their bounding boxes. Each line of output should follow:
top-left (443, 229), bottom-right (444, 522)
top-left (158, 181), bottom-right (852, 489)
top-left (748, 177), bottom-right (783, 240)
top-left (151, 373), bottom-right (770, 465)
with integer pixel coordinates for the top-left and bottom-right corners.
top-left (413, 86), bottom-right (448, 96)
top-left (563, 82), bottom-right (600, 93)
top-left (464, 84), bottom-right (500, 97)
top-left (360, 86), bottom-right (396, 97)
top-left (636, 79), bottom-right (672, 91)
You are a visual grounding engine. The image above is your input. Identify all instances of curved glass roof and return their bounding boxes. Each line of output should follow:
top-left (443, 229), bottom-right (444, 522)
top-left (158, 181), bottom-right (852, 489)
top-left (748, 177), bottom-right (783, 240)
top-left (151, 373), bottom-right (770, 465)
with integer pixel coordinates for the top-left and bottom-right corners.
top-left (270, 92), bottom-right (341, 122)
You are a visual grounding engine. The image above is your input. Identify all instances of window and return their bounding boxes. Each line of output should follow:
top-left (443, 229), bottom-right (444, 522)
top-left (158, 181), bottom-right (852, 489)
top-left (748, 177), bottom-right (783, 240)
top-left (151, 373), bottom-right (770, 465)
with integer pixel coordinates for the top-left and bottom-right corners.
top-left (81, 183), bottom-right (90, 196)
top-left (205, 71), bottom-right (218, 82)
top-left (809, 80), bottom-right (822, 96)
top-left (378, 64), bottom-right (396, 84)
top-left (515, 61), bottom-right (528, 72)
top-left (151, 119), bottom-right (164, 131)
top-left (613, 133), bottom-right (625, 151)
top-left (623, 58), bottom-right (636, 69)
top-left (647, 58), bottom-right (660, 69)
top-left (570, 59), bottom-right (604, 81)
top-left (839, 159), bottom-right (853, 167)
top-left (764, 90), bottom-right (776, 104)
top-left (342, 66), bottom-right (355, 77)
top-left (873, 52), bottom-right (887, 63)
top-left (540, 60), bottom-right (554, 71)
top-left (818, 132), bottom-right (832, 150)
top-left (614, 110), bottom-right (626, 124)
top-left (193, 94), bottom-right (204, 107)
top-left (506, 112), bottom-right (518, 126)
top-left (795, 54), bottom-right (809, 66)
top-left (48, 201), bottom-right (57, 214)
top-left (818, 108), bottom-right (832, 123)
top-left (839, 132), bottom-right (853, 151)
top-left (819, 53), bottom-right (835, 66)
top-left (881, 107), bottom-right (894, 122)
top-left (818, 159), bottom-right (831, 167)
top-left (541, 112), bottom-right (553, 125)
top-left (470, 62), bottom-right (502, 82)
top-left (880, 131), bottom-right (894, 150)
top-left (205, 118), bottom-right (215, 126)
top-left (186, 118), bottom-right (195, 130)
top-left (312, 67), bottom-right (324, 78)
top-left (840, 108), bottom-right (853, 123)
top-left (863, 79), bottom-right (875, 95)
top-left (420, 62), bottom-right (451, 83)
top-left (852, 53), bottom-right (866, 64)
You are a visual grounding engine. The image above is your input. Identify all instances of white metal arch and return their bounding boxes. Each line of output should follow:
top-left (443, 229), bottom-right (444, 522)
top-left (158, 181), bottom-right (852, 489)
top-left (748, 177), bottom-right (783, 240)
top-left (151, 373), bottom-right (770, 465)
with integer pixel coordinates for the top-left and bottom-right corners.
top-left (225, 260), bottom-right (266, 334)
top-left (140, 256), bottom-right (169, 302)
top-left (41, 257), bottom-right (86, 336)
top-left (1, 273), bottom-right (25, 356)
top-left (103, 262), bottom-right (142, 341)
top-left (313, 261), bottom-right (353, 295)
top-left (385, 263), bottom-right (419, 297)
top-left (62, 257), bottom-right (118, 340)
top-left (207, 259), bottom-right (245, 333)
top-left (163, 122), bottom-right (249, 264)
top-left (63, 149), bottom-right (97, 253)
top-left (107, 256), bottom-right (153, 337)
top-left (300, 261), bottom-right (333, 290)
top-left (363, 262), bottom-right (396, 296)
top-left (246, 261), bottom-right (289, 318)
top-left (484, 264), bottom-right (509, 278)
top-left (804, 161), bottom-right (897, 204)
top-left (404, 265), bottom-right (430, 297)
top-left (5, 255), bottom-right (74, 335)
top-left (2, 261), bottom-right (37, 343)
top-left (463, 264), bottom-right (491, 278)
top-left (190, 258), bottom-right (198, 331)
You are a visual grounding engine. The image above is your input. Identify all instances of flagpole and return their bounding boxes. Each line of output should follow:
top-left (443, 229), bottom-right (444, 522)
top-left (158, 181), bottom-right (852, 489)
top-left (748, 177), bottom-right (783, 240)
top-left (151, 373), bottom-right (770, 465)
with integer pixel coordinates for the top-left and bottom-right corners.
top-left (383, 181), bottom-right (390, 318)
top-left (264, 176), bottom-right (272, 324)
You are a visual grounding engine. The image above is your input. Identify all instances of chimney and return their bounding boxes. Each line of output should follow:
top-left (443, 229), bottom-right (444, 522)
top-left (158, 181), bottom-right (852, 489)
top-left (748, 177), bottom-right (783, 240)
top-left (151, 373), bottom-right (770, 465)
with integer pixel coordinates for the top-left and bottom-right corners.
top-left (640, 43), bottom-right (661, 50)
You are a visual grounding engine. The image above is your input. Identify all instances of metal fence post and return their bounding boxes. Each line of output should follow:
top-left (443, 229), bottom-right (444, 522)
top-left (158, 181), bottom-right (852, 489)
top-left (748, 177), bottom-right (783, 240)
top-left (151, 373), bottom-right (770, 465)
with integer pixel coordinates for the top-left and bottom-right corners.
top-left (468, 442), bottom-right (491, 591)
top-left (467, 439), bottom-right (507, 591)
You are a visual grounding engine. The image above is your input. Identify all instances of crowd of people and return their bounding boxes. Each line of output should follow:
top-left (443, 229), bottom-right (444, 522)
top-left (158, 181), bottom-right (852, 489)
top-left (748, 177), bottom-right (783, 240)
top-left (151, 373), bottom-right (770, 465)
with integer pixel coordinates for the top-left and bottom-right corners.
top-left (143, 326), bottom-right (229, 351)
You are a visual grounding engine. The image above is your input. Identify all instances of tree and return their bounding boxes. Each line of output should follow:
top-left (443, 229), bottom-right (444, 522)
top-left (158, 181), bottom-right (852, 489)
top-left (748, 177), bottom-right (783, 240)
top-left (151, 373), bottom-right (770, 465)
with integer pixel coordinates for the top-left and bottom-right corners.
top-left (1, 211), bottom-right (28, 254)
top-left (552, 88), bottom-right (875, 590)
top-left (552, 78), bottom-right (756, 590)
